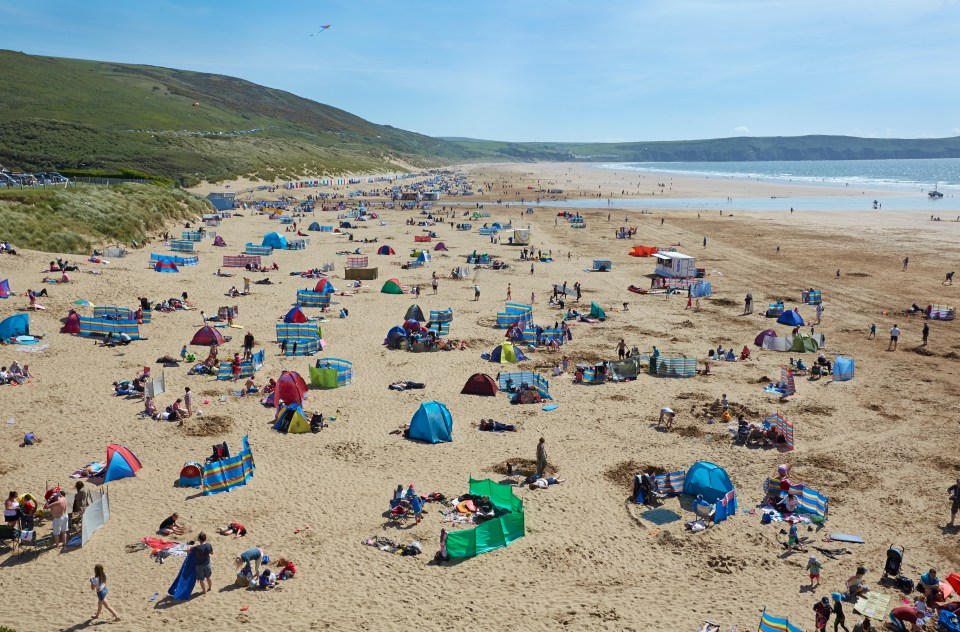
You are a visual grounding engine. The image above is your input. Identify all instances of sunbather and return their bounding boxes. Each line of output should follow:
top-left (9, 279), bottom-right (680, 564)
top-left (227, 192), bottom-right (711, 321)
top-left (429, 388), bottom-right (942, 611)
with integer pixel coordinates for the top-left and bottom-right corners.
top-left (217, 522), bottom-right (247, 538)
top-left (479, 419), bottom-right (516, 432)
top-left (529, 477), bottom-right (565, 489)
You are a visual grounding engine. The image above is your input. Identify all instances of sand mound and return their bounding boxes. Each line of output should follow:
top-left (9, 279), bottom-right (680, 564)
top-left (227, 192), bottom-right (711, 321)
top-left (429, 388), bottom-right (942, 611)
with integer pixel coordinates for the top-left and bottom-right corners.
top-left (183, 414), bottom-right (234, 437)
top-left (490, 458), bottom-right (557, 477)
top-left (604, 460), bottom-right (667, 491)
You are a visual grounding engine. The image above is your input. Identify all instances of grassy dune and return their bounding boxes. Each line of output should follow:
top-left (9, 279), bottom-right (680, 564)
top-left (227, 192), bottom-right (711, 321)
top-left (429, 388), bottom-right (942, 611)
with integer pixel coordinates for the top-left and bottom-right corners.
top-left (0, 184), bottom-right (210, 254)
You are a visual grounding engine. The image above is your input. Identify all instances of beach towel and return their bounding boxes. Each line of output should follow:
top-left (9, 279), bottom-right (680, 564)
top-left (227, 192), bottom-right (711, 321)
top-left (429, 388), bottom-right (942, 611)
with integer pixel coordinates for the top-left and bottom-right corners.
top-left (853, 591), bottom-right (890, 621)
top-left (168, 548), bottom-right (198, 600)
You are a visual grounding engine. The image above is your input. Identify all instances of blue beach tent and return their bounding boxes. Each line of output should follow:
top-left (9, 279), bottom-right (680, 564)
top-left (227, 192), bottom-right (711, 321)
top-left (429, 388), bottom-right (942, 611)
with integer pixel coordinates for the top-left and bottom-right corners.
top-left (776, 309), bottom-right (805, 327)
top-left (408, 401), bottom-right (453, 443)
top-left (262, 232), bottom-right (288, 250)
top-left (0, 314), bottom-right (29, 340)
top-left (683, 461), bottom-right (734, 503)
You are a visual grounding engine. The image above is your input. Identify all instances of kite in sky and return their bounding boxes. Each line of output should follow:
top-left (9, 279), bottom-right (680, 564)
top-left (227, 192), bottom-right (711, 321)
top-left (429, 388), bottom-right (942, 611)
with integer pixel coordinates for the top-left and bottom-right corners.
top-left (309, 25), bottom-right (331, 36)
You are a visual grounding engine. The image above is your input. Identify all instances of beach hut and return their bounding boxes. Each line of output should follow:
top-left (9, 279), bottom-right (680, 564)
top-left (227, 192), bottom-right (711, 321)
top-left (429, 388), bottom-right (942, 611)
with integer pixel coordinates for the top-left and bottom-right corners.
top-left (408, 401), bottom-right (453, 444)
top-left (262, 232), bottom-right (288, 250)
top-left (190, 325), bottom-right (226, 346)
top-left (405, 304), bottom-right (426, 322)
top-left (0, 314), bottom-right (29, 340)
top-left (274, 371), bottom-right (308, 409)
top-left (654, 252), bottom-right (697, 278)
top-left (377, 245), bottom-right (396, 255)
top-left (461, 373), bottom-right (498, 396)
top-left (154, 260), bottom-right (179, 273)
top-left (102, 444), bottom-right (143, 483)
top-left (381, 279), bottom-right (404, 294)
top-left (776, 309), bottom-right (805, 327)
top-left (433, 242), bottom-right (448, 251)
top-left (283, 306), bottom-right (308, 324)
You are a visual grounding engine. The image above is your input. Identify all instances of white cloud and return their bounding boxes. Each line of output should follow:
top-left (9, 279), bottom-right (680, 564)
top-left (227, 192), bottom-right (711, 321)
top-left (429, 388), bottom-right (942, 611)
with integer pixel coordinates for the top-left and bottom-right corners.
top-left (733, 126), bottom-right (751, 135)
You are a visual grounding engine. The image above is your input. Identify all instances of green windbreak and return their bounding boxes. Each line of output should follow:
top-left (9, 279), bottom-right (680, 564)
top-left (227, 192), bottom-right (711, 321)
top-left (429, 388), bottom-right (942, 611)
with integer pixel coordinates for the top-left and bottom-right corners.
top-left (308, 366), bottom-right (337, 389)
top-left (445, 478), bottom-right (525, 558)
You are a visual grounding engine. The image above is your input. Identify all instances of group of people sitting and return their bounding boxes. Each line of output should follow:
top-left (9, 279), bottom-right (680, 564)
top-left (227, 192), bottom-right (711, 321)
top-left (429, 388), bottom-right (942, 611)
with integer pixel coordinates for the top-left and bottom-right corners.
top-left (790, 354), bottom-right (833, 378)
top-left (0, 362), bottom-right (31, 385)
top-left (708, 344), bottom-right (746, 362)
top-left (48, 259), bottom-right (80, 272)
top-left (734, 416), bottom-right (786, 447)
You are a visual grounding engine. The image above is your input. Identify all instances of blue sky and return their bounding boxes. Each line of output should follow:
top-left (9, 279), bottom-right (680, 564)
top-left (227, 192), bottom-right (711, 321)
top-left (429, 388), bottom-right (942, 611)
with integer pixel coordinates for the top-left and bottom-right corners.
top-left (2, 0), bottom-right (958, 142)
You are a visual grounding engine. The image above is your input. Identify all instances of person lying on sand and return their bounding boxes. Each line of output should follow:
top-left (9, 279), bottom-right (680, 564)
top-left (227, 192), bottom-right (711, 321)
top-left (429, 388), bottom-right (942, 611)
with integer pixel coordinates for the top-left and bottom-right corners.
top-left (83, 462), bottom-right (106, 477)
top-left (529, 477), bottom-right (565, 490)
top-left (479, 419), bottom-right (516, 432)
top-left (217, 522), bottom-right (247, 538)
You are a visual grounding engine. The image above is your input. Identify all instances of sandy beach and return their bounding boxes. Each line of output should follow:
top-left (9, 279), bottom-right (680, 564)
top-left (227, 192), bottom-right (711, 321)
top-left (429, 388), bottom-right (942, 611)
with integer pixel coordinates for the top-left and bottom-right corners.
top-left (1, 162), bottom-right (958, 632)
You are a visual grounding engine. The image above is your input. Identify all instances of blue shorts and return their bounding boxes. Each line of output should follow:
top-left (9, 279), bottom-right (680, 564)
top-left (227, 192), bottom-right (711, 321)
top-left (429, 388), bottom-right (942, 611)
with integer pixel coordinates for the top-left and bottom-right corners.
top-left (97, 587), bottom-right (108, 601)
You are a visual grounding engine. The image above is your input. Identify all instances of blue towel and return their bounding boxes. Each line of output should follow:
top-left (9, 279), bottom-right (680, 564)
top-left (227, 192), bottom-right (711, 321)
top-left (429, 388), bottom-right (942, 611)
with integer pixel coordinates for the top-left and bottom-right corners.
top-left (168, 549), bottom-right (197, 600)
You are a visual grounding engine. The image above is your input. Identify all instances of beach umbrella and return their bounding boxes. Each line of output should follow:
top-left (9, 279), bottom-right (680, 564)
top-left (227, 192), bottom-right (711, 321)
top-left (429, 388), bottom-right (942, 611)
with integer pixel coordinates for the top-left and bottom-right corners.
top-left (74, 299), bottom-right (95, 307)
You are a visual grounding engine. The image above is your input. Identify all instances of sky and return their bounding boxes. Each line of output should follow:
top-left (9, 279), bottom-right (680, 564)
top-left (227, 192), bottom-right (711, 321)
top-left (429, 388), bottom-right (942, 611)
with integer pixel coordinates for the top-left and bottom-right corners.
top-left (1, 0), bottom-right (959, 142)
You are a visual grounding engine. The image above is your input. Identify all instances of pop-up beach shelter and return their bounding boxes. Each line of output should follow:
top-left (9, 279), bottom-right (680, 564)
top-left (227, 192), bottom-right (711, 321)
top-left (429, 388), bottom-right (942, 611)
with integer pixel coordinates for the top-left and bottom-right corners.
top-left (190, 325), bottom-right (226, 346)
top-left (103, 443), bottom-right (143, 483)
top-left (590, 302), bottom-right (606, 319)
top-left (262, 232), bottom-right (288, 249)
top-left (313, 278), bottom-right (335, 294)
top-left (416, 251), bottom-right (431, 263)
top-left (0, 314), bottom-right (29, 340)
top-left (461, 373), bottom-right (498, 396)
top-left (405, 304), bottom-right (426, 322)
top-left (408, 401), bottom-right (453, 443)
top-left (154, 260), bottom-right (179, 273)
top-left (445, 478), bottom-right (524, 558)
top-left (754, 329), bottom-right (777, 347)
top-left (776, 309), bottom-right (804, 327)
top-left (274, 371), bottom-right (308, 408)
top-left (283, 306), bottom-right (308, 323)
top-left (490, 341), bottom-right (527, 364)
top-left (433, 242), bottom-right (448, 251)
top-left (377, 245), bottom-right (396, 255)
top-left (62, 311), bottom-right (81, 334)
top-left (308, 222), bottom-right (322, 231)
top-left (683, 461), bottom-right (734, 504)
top-left (178, 462), bottom-right (203, 488)
top-left (381, 279), bottom-right (404, 294)
top-left (213, 235), bottom-right (226, 247)
top-left (273, 403), bottom-right (311, 433)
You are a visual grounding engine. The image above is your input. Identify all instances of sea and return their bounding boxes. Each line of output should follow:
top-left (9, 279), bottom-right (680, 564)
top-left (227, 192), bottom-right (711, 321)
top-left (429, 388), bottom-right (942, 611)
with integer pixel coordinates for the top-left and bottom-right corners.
top-left (523, 158), bottom-right (960, 211)
top-left (598, 158), bottom-right (960, 190)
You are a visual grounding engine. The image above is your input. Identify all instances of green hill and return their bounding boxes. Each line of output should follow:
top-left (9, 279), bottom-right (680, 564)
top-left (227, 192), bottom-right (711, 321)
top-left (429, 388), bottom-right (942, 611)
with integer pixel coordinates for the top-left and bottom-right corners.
top-left (440, 135), bottom-right (960, 162)
top-left (0, 50), bottom-right (475, 185)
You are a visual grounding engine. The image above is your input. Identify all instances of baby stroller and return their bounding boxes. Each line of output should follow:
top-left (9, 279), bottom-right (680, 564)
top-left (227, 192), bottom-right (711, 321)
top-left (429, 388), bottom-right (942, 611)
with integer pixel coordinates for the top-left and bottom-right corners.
top-left (884, 545), bottom-right (904, 578)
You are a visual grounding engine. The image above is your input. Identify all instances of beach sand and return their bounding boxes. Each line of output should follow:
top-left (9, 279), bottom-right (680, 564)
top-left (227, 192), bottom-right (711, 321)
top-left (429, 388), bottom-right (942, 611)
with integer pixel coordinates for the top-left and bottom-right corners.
top-left (1, 162), bottom-right (958, 631)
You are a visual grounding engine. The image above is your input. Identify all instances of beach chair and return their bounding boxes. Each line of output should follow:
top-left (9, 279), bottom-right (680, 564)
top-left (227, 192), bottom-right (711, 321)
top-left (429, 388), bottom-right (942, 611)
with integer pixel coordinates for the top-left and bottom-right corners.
top-left (0, 524), bottom-right (17, 552)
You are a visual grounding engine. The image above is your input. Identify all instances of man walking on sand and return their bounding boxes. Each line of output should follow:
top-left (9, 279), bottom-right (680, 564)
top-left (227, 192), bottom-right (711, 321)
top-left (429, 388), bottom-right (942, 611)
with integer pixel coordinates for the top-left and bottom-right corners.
top-left (889, 324), bottom-right (900, 351)
top-left (744, 292), bottom-right (753, 315)
top-left (536, 437), bottom-right (548, 478)
top-left (432, 273), bottom-right (438, 295)
top-left (903, 256), bottom-right (909, 271)
top-left (922, 322), bottom-right (929, 347)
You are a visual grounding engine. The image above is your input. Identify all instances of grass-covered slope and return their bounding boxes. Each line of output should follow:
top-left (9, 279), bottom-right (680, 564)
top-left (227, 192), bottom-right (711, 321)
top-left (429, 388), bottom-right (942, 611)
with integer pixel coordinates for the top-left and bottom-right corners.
top-left (0, 184), bottom-right (210, 253)
top-left (0, 50), bottom-right (475, 185)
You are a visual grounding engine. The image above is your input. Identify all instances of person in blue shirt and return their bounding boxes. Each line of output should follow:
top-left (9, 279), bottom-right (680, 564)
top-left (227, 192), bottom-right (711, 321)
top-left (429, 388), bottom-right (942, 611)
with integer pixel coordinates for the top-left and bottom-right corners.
top-left (410, 494), bottom-right (424, 525)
